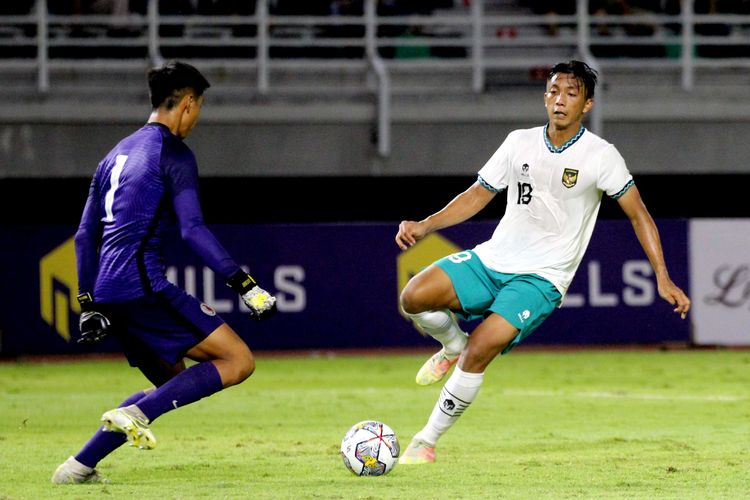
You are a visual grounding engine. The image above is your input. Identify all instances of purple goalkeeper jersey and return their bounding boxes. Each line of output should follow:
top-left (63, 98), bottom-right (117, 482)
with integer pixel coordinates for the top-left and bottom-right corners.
top-left (75, 122), bottom-right (240, 302)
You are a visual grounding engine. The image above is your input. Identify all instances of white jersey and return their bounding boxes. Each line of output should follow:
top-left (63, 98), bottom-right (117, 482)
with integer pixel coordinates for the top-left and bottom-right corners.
top-left (473, 125), bottom-right (633, 297)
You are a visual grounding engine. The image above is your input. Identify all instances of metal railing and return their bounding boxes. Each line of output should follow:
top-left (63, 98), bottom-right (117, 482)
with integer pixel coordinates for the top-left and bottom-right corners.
top-left (2, 0), bottom-right (749, 155)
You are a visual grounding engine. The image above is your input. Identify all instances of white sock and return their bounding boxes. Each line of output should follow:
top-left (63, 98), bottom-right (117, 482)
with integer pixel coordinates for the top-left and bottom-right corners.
top-left (124, 404), bottom-right (149, 423)
top-left (414, 366), bottom-right (484, 446)
top-left (407, 310), bottom-right (467, 357)
top-left (66, 456), bottom-right (94, 475)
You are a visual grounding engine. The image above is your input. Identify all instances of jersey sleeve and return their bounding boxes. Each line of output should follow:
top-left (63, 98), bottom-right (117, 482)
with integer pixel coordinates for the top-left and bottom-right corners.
top-left (164, 150), bottom-right (241, 280)
top-left (476, 131), bottom-right (515, 193)
top-left (74, 170), bottom-right (104, 296)
top-left (597, 145), bottom-right (634, 199)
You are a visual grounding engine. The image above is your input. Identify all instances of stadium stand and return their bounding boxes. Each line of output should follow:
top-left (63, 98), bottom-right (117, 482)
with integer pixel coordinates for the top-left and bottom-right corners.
top-left (2, 1), bottom-right (749, 97)
top-left (1, 0), bottom-right (749, 181)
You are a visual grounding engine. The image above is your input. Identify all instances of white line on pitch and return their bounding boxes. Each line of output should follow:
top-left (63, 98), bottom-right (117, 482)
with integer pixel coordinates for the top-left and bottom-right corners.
top-left (501, 389), bottom-right (744, 402)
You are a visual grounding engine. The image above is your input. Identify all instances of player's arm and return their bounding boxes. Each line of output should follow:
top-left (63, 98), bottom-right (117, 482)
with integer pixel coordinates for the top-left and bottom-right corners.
top-left (616, 185), bottom-right (691, 319)
top-left (171, 187), bottom-right (277, 320)
top-left (74, 175), bottom-right (103, 298)
top-left (74, 174), bottom-right (110, 344)
top-left (395, 181), bottom-right (496, 250)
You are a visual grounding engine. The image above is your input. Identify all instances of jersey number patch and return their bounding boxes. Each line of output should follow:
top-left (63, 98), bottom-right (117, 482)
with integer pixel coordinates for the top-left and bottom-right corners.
top-left (517, 182), bottom-right (533, 205)
top-left (103, 154), bottom-right (128, 222)
top-left (448, 251), bottom-right (472, 264)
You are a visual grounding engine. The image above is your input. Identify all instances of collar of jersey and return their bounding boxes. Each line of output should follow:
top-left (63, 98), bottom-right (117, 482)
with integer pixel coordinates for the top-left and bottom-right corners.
top-left (543, 124), bottom-right (585, 154)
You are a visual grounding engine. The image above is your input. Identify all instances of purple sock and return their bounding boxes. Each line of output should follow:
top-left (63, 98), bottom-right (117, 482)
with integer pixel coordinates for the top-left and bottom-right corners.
top-left (135, 361), bottom-right (223, 422)
top-left (75, 390), bottom-right (147, 468)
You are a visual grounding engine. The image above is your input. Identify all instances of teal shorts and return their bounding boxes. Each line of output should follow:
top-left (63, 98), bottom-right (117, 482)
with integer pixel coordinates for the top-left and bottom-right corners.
top-left (435, 250), bottom-right (562, 354)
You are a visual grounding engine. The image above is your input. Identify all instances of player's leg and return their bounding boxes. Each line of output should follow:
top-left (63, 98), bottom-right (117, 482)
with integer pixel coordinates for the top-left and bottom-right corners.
top-left (100, 287), bottom-right (252, 449)
top-left (402, 250), bottom-right (502, 385)
top-left (98, 323), bottom-right (190, 450)
top-left (51, 388), bottom-right (155, 484)
top-left (184, 322), bottom-right (255, 388)
top-left (400, 263), bottom-right (463, 314)
top-left (400, 313), bottom-right (518, 464)
top-left (52, 316), bottom-right (184, 482)
top-left (401, 273), bottom-right (562, 464)
top-left (401, 264), bottom-right (468, 384)
top-left (75, 389), bottom-right (155, 463)
top-left (401, 263), bottom-right (465, 345)
top-left (109, 323), bottom-right (253, 447)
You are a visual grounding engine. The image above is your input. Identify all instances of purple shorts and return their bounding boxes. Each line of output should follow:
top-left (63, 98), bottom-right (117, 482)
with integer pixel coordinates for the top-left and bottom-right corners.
top-left (104, 283), bottom-right (225, 367)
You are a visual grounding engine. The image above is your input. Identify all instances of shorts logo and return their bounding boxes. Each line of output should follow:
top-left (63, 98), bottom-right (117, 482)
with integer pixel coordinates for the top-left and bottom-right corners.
top-left (562, 168), bottom-right (579, 188)
top-left (200, 303), bottom-right (216, 316)
top-left (517, 310), bottom-right (531, 323)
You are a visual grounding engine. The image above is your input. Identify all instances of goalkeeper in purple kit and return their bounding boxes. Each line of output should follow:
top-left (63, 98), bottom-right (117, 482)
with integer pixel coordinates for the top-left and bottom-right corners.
top-left (52, 61), bottom-right (276, 484)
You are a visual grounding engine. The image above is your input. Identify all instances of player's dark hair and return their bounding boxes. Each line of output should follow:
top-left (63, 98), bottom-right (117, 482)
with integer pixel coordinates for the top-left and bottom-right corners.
top-left (549, 60), bottom-right (598, 99)
top-left (147, 61), bottom-right (211, 110)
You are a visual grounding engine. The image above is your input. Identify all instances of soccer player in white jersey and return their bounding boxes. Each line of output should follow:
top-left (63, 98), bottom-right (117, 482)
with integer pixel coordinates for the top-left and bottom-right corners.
top-left (394, 60), bottom-right (691, 464)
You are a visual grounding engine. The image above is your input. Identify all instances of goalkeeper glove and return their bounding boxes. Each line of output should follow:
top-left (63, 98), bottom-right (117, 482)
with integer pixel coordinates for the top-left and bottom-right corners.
top-left (77, 292), bottom-right (111, 344)
top-left (227, 270), bottom-right (277, 320)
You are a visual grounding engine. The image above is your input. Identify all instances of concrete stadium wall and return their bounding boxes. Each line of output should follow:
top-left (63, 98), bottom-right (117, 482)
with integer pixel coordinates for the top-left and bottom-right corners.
top-left (1, 96), bottom-right (749, 178)
top-left (2, 120), bottom-right (748, 178)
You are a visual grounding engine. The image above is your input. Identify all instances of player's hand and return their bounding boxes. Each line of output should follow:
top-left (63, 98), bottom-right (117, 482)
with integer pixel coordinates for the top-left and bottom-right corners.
top-left (227, 270), bottom-right (277, 320)
top-left (395, 220), bottom-right (428, 250)
top-left (76, 292), bottom-right (110, 344)
top-left (657, 279), bottom-right (691, 320)
top-left (78, 310), bottom-right (111, 344)
top-left (241, 285), bottom-right (278, 320)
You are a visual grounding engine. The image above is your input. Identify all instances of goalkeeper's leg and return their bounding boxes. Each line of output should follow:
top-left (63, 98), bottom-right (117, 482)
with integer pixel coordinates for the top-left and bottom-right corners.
top-left (53, 388), bottom-right (153, 483)
top-left (122, 324), bottom-right (254, 427)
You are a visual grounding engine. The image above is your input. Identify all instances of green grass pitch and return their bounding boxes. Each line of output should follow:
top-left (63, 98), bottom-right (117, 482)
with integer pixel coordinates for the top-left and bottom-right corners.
top-left (1, 349), bottom-right (749, 499)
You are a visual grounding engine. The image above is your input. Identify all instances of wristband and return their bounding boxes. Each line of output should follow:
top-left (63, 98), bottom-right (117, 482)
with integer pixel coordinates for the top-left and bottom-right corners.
top-left (226, 270), bottom-right (257, 295)
top-left (77, 292), bottom-right (95, 312)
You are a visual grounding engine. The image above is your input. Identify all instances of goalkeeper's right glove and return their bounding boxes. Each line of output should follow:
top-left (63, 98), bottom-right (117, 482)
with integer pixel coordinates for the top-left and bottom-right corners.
top-left (227, 270), bottom-right (278, 321)
top-left (77, 293), bottom-right (111, 344)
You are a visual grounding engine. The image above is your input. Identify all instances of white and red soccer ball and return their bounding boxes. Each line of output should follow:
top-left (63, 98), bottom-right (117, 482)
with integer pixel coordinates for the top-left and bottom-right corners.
top-left (340, 420), bottom-right (400, 476)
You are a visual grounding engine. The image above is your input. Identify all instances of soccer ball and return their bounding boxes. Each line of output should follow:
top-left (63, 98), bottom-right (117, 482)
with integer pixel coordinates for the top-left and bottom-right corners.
top-left (340, 420), bottom-right (400, 476)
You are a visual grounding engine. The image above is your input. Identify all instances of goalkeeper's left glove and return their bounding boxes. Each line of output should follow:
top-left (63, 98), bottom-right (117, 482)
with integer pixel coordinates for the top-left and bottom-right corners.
top-left (77, 293), bottom-right (111, 344)
top-left (227, 270), bottom-right (277, 321)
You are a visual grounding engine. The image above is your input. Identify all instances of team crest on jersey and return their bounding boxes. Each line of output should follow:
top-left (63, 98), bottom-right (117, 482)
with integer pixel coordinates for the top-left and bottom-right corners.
top-left (200, 303), bottom-right (216, 316)
top-left (521, 163), bottom-right (530, 177)
top-left (562, 168), bottom-right (579, 188)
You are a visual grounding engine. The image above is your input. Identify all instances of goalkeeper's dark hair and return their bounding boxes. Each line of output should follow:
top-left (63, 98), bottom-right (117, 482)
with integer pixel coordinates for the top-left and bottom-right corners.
top-left (549, 60), bottom-right (598, 99)
top-left (147, 60), bottom-right (211, 110)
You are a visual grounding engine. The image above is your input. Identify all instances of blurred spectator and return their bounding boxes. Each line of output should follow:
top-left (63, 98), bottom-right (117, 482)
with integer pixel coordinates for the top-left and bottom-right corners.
top-left (377, 0), bottom-right (442, 58)
top-left (524, 0), bottom-right (576, 36)
top-left (193, 0), bottom-right (257, 58)
top-left (590, 0), bottom-right (661, 37)
top-left (158, 0), bottom-right (193, 48)
top-left (329, 0), bottom-right (362, 16)
top-left (0, 0), bottom-right (35, 58)
top-left (693, 0), bottom-right (750, 57)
